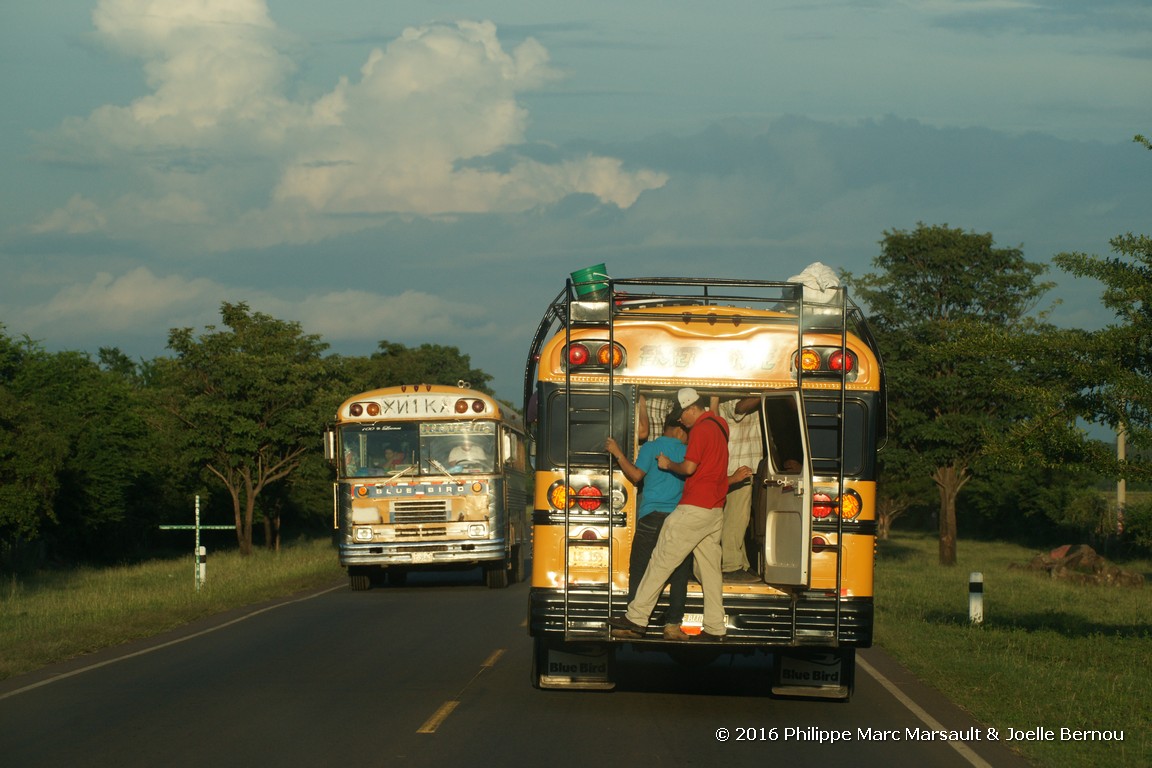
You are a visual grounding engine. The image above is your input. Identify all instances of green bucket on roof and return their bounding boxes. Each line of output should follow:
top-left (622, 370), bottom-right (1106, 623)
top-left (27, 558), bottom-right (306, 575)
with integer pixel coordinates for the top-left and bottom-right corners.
top-left (570, 263), bottom-right (609, 301)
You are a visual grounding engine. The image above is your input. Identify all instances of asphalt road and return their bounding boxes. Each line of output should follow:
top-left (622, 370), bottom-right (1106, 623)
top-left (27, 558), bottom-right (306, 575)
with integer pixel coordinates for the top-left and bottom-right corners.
top-left (0, 569), bottom-right (1034, 768)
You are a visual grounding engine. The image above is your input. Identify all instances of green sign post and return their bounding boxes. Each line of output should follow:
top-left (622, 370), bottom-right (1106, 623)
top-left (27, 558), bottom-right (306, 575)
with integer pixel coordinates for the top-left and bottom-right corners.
top-left (159, 495), bottom-right (234, 591)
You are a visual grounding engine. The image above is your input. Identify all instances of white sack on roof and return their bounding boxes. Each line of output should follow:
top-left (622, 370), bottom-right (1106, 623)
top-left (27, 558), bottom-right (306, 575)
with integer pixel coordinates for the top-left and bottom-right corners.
top-left (788, 262), bottom-right (840, 304)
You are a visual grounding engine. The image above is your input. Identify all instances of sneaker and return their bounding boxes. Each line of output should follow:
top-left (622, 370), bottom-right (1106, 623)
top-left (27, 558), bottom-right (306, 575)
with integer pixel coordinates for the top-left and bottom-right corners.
top-left (723, 568), bottom-right (760, 583)
top-left (607, 615), bottom-right (646, 639)
top-left (662, 624), bottom-right (691, 641)
top-left (692, 630), bottom-right (726, 643)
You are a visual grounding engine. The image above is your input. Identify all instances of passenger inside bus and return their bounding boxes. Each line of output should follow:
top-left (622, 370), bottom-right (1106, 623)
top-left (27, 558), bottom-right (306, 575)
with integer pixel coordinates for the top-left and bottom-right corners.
top-left (713, 394), bottom-right (762, 583)
top-left (448, 442), bottom-right (488, 469)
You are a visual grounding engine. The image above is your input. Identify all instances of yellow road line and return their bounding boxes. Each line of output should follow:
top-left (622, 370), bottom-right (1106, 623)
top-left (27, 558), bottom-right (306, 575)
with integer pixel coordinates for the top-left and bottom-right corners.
top-left (416, 700), bottom-right (460, 734)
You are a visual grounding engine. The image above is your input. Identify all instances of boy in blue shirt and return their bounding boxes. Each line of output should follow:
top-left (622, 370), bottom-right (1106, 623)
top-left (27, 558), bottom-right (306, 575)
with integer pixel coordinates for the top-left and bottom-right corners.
top-left (606, 411), bottom-right (693, 640)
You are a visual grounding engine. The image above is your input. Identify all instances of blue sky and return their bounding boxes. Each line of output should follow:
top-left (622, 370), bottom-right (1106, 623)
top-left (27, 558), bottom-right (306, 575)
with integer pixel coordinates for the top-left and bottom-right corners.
top-left (1, 0), bottom-right (1150, 404)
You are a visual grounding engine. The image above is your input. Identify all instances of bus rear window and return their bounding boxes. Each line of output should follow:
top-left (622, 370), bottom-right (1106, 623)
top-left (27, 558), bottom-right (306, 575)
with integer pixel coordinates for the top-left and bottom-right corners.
top-left (543, 390), bottom-right (629, 468)
top-left (805, 399), bottom-right (866, 476)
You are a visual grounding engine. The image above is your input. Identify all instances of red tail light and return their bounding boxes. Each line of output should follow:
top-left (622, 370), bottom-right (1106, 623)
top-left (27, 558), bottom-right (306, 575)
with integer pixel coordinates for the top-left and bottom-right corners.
top-left (812, 492), bottom-right (835, 519)
top-left (567, 344), bottom-right (590, 365)
top-left (576, 485), bottom-right (604, 511)
top-left (829, 349), bottom-right (857, 373)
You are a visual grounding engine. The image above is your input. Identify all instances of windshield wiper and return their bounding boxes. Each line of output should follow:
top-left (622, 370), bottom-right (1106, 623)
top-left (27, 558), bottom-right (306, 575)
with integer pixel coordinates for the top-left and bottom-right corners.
top-left (385, 465), bottom-right (415, 483)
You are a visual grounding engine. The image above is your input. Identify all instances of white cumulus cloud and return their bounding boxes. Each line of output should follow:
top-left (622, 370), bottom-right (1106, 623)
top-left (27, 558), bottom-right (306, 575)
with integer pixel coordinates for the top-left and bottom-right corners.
top-left (15, 267), bottom-right (225, 337)
top-left (34, 2), bottom-right (666, 250)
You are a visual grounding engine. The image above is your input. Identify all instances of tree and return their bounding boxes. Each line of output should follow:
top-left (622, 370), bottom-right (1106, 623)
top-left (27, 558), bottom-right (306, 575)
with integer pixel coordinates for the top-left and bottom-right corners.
top-left (156, 303), bottom-right (333, 555)
top-left (336, 340), bottom-right (494, 395)
top-left (1053, 231), bottom-right (1152, 482)
top-left (1002, 135), bottom-right (1152, 509)
top-left (845, 223), bottom-right (1053, 564)
top-left (0, 332), bottom-right (67, 567)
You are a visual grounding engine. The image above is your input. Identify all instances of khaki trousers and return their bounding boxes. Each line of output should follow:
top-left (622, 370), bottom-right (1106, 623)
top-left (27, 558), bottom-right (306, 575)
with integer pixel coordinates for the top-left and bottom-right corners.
top-left (624, 503), bottom-right (726, 636)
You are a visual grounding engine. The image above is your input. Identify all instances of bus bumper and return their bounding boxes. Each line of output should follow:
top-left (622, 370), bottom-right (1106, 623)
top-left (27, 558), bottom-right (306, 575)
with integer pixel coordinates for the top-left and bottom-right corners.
top-left (527, 587), bottom-right (873, 647)
top-left (339, 538), bottom-right (507, 567)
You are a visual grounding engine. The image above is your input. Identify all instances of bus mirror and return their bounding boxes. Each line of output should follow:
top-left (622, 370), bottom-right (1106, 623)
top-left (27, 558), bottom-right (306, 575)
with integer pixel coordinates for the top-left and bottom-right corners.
top-left (323, 429), bottom-right (336, 461)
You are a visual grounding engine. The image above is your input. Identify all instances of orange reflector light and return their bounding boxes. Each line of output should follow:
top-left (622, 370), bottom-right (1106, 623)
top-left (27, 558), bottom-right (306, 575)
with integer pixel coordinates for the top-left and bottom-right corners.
top-left (596, 343), bottom-right (624, 368)
top-left (549, 485), bottom-right (574, 510)
top-left (840, 491), bottom-right (862, 520)
top-left (799, 348), bottom-right (821, 371)
top-left (366, 402), bottom-right (381, 416)
top-left (454, 399), bottom-right (469, 413)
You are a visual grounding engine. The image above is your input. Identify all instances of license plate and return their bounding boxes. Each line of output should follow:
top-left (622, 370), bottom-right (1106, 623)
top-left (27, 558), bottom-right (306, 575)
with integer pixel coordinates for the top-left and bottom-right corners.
top-left (412, 552), bottom-right (434, 563)
top-left (569, 546), bottom-right (608, 569)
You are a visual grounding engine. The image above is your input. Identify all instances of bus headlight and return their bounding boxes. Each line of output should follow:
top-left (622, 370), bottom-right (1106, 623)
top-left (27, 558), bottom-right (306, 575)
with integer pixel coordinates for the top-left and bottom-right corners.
top-left (354, 527), bottom-right (374, 541)
top-left (468, 523), bottom-right (488, 538)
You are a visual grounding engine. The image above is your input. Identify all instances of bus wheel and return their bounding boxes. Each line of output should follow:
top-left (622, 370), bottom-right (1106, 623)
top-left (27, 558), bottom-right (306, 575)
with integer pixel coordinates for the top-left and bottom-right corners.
top-left (348, 567), bottom-right (372, 591)
top-left (485, 560), bottom-right (509, 589)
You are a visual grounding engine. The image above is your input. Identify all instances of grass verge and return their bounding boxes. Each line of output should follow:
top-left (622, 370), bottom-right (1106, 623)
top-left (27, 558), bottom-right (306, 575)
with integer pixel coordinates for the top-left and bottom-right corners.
top-left (0, 536), bottom-right (343, 681)
top-left (875, 531), bottom-right (1150, 768)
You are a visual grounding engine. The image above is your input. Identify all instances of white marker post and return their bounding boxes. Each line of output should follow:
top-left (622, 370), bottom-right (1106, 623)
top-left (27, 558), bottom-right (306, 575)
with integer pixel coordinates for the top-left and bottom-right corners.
top-left (968, 572), bottom-right (984, 625)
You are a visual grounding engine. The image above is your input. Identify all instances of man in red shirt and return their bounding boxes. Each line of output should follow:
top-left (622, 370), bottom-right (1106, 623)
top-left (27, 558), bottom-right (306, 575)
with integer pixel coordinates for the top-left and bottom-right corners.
top-left (609, 387), bottom-right (730, 642)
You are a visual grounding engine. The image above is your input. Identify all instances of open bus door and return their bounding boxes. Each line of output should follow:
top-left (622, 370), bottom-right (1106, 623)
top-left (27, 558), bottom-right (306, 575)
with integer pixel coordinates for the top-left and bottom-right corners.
top-left (754, 391), bottom-right (812, 586)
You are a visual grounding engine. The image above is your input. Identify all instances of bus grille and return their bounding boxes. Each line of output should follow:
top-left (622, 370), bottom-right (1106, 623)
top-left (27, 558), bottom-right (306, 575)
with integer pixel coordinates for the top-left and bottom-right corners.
top-left (391, 500), bottom-right (451, 524)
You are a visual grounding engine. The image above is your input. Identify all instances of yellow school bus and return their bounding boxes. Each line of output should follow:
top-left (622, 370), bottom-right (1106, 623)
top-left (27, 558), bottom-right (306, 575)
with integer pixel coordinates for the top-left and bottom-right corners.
top-left (324, 383), bottom-right (530, 590)
top-left (523, 272), bottom-right (885, 699)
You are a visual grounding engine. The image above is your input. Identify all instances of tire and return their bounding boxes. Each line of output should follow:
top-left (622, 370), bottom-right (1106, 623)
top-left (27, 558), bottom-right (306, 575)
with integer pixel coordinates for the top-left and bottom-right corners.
top-left (485, 560), bottom-right (509, 589)
top-left (349, 568), bottom-right (371, 591)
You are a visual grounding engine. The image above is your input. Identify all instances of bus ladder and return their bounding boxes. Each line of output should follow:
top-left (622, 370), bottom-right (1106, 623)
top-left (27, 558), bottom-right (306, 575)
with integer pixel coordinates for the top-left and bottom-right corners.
top-left (796, 289), bottom-right (851, 647)
top-left (559, 280), bottom-right (620, 641)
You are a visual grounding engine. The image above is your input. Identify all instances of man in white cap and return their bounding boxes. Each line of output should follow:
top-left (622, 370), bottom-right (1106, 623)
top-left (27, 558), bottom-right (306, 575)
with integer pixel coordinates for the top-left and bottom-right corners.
top-left (609, 387), bottom-right (731, 642)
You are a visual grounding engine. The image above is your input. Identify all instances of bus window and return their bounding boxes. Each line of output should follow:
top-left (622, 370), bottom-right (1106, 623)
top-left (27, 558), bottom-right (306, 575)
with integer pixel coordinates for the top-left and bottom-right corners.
top-left (805, 399), bottom-right (866, 477)
top-left (341, 423), bottom-right (417, 477)
top-left (542, 389), bottom-right (629, 468)
top-left (762, 396), bottom-right (803, 472)
top-left (421, 423), bottom-right (497, 474)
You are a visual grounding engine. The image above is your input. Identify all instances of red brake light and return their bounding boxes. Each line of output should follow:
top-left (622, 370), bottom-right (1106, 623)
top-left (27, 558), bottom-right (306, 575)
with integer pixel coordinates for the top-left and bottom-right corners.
top-left (567, 344), bottom-right (590, 366)
top-left (812, 492), bottom-right (834, 519)
top-left (576, 485), bottom-right (603, 511)
top-left (455, 399), bottom-right (469, 413)
top-left (829, 350), bottom-right (856, 373)
top-left (471, 399), bottom-right (485, 413)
